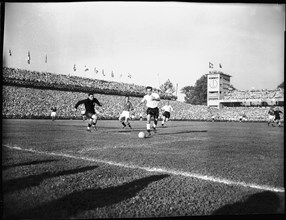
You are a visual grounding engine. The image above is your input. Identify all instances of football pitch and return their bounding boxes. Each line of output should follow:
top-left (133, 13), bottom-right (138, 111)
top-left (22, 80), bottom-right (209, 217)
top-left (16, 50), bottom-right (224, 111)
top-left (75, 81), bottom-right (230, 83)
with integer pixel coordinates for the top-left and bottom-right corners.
top-left (2, 119), bottom-right (284, 218)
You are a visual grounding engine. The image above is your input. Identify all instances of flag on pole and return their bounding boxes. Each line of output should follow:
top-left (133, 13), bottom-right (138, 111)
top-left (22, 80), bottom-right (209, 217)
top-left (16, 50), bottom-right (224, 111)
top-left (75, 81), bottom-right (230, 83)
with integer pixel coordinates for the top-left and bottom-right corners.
top-left (219, 63), bottom-right (222, 68)
top-left (9, 49), bottom-right (12, 56)
top-left (209, 62), bottom-right (213, 68)
top-left (45, 55), bottom-right (48, 63)
top-left (94, 67), bottom-right (98, 74)
top-left (111, 71), bottom-right (114, 78)
top-left (73, 64), bottom-right (76, 71)
top-left (128, 73), bottom-right (131, 78)
top-left (102, 69), bottom-right (105, 76)
top-left (28, 51), bottom-right (31, 64)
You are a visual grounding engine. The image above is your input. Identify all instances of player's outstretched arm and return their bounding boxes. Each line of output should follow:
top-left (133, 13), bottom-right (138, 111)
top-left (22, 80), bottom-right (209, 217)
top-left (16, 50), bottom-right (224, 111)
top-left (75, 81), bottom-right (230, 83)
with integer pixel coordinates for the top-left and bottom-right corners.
top-left (94, 98), bottom-right (102, 107)
top-left (137, 98), bottom-right (145, 107)
top-left (74, 99), bottom-right (85, 109)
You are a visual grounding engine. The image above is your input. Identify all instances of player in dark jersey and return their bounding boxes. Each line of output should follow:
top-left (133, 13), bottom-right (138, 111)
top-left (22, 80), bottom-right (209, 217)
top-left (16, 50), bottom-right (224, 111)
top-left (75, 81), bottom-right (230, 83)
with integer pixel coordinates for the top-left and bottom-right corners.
top-left (51, 106), bottom-right (57, 121)
top-left (119, 96), bottom-right (134, 129)
top-left (273, 107), bottom-right (283, 127)
top-left (74, 93), bottom-right (102, 132)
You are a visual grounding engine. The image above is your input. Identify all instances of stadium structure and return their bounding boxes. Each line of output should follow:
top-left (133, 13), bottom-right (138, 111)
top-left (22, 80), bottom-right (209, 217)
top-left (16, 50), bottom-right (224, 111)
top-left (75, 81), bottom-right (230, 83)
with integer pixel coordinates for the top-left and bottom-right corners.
top-left (207, 70), bottom-right (284, 109)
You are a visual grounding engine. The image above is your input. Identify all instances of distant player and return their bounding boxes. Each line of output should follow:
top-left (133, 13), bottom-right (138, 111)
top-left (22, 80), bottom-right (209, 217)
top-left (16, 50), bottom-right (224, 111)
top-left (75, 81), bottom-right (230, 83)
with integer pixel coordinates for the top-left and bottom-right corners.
top-left (161, 101), bottom-right (173, 126)
top-left (239, 112), bottom-right (247, 122)
top-left (139, 113), bottom-right (143, 121)
top-left (267, 106), bottom-right (275, 126)
top-left (119, 96), bottom-right (134, 129)
top-left (211, 115), bottom-right (215, 122)
top-left (273, 107), bottom-right (283, 127)
top-left (51, 106), bottom-right (57, 121)
top-left (138, 86), bottom-right (160, 136)
top-left (74, 93), bottom-right (102, 132)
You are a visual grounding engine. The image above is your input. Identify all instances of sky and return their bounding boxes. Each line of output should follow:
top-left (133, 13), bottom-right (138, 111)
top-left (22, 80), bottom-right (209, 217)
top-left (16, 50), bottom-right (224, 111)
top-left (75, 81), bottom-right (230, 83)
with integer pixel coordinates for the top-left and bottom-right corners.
top-left (3, 2), bottom-right (285, 101)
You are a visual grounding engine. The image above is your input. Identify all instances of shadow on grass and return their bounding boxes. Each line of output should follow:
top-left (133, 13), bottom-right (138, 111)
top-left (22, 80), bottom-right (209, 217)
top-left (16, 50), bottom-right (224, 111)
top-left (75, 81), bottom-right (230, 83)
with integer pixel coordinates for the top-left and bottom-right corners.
top-left (157, 130), bottom-right (208, 135)
top-left (116, 129), bottom-right (142, 133)
top-left (7, 174), bottom-right (169, 219)
top-left (2, 159), bottom-right (57, 170)
top-left (3, 165), bottom-right (98, 194)
top-left (213, 191), bottom-right (283, 215)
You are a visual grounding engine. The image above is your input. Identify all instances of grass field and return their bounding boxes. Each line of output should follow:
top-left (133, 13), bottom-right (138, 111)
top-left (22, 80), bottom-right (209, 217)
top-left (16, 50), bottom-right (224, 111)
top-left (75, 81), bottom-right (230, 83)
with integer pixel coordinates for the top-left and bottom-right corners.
top-left (2, 119), bottom-right (284, 218)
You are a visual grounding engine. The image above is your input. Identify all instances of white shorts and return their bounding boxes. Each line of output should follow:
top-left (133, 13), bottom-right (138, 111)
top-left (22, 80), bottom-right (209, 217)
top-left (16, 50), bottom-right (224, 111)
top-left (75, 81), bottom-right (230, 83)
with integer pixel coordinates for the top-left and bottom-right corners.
top-left (269, 115), bottom-right (275, 121)
top-left (120, 111), bottom-right (130, 119)
top-left (81, 110), bottom-right (86, 115)
top-left (51, 112), bottom-right (56, 117)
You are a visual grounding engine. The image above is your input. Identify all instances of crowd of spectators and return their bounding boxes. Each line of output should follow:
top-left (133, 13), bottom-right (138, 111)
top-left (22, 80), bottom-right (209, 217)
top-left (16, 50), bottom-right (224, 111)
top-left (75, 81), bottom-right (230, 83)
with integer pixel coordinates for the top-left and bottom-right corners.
top-left (2, 67), bottom-right (283, 122)
top-left (224, 89), bottom-right (284, 101)
top-left (3, 85), bottom-right (283, 122)
top-left (3, 67), bottom-right (176, 100)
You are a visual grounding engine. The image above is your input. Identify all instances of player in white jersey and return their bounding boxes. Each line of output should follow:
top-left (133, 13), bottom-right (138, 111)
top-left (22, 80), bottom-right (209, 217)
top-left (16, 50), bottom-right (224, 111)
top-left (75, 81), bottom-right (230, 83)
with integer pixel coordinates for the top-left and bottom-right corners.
top-left (138, 86), bottom-right (160, 136)
top-left (50, 106), bottom-right (57, 121)
top-left (161, 101), bottom-right (173, 126)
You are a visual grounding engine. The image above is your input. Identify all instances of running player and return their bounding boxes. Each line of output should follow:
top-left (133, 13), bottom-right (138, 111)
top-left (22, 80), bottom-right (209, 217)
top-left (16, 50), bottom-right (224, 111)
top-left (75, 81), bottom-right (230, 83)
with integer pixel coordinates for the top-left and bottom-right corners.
top-left (74, 93), bottom-right (102, 132)
top-left (51, 106), bottom-right (57, 121)
top-left (161, 101), bottom-right (173, 126)
top-left (273, 107), bottom-right (283, 127)
top-left (138, 86), bottom-right (160, 136)
top-left (119, 96), bottom-right (134, 129)
top-left (267, 106), bottom-right (275, 126)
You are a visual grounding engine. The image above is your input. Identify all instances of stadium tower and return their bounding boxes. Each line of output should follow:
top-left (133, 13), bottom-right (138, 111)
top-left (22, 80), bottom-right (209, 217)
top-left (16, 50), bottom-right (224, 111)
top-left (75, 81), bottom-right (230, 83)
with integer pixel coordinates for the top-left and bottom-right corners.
top-left (207, 70), bottom-right (231, 109)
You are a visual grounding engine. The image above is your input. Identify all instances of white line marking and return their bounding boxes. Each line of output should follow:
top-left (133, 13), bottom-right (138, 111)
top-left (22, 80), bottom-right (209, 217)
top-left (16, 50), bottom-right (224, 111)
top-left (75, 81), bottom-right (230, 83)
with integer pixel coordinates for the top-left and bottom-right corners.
top-left (3, 144), bottom-right (284, 193)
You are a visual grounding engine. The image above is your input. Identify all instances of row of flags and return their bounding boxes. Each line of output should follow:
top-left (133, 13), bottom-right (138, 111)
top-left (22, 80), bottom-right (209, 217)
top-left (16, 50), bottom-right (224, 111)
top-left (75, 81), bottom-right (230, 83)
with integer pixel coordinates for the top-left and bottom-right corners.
top-left (209, 62), bottom-right (222, 69)
top-left (9, 49), bottom-right (47, 65)
top-left (74, 64), bottom-right (132, 78)
top-left (8, 50), bottom-right (133, 79)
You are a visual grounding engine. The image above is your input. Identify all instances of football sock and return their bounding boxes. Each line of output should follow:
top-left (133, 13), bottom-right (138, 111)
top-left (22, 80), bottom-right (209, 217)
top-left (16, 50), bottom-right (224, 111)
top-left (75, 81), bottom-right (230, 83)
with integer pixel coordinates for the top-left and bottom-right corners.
top-left (147, 123), bottom-right (151, 131)
top-left (127, 122), bottom-right (131, 127)
top-left (154, 119), bottom-right (158, 126)
top-left (122, 122), bottom-right (126, 127)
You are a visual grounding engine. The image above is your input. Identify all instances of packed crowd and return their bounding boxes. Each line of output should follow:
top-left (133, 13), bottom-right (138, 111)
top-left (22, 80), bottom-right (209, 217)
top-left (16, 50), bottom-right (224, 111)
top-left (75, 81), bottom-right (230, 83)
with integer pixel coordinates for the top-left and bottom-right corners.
top-left (224, 89), bottom-right (284, 100)
top-left (3, 67), bottom-right (176, 100)
top-left (3, 85), bottom-right (282, 122)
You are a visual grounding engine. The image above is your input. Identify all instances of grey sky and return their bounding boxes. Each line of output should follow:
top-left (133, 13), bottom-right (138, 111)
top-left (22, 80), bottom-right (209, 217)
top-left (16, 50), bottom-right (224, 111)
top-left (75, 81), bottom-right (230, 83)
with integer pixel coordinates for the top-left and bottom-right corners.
top-left (3, 2), bottom-right (285, 101)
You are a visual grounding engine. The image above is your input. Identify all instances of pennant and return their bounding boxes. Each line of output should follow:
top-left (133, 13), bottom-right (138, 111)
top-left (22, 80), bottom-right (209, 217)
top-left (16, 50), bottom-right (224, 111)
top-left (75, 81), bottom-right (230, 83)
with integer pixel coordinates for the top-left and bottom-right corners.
top-left (94, 67), bottom-right (98, 73)
top-left (9, 49), bottom-right (12, 56)
top-left (84, 66), bottom-right (89, 72)
top-left (120, 73), bottom-right (122, 78)
top-left (128, 73), bottom-right (131, 78)
top-left (73, 64), bottom-right (76, 71)
top-left (102, 69), bottom-right (105, 76)
top-left (28, 51), bottom-right (31, 64)
top-left (209, 62), bottom-right (213, 68)
top-left (111, 71), bottom-right (114, 78)
top-left (219, 63), bottom-right (222, 68)
top-left (45, 55), bottom-right (48, 63)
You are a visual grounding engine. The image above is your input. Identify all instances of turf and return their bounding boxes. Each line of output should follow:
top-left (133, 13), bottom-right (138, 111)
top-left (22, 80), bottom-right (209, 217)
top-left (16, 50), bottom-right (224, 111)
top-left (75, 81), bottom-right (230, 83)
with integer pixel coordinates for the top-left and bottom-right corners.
top-left (2, 119), bottom-right (285, 218)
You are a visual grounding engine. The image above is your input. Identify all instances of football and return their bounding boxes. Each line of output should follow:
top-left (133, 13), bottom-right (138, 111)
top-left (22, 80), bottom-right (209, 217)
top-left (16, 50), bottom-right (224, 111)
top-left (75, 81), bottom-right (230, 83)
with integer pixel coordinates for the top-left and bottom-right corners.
top-left (138, 131), bottom-right (145, 138)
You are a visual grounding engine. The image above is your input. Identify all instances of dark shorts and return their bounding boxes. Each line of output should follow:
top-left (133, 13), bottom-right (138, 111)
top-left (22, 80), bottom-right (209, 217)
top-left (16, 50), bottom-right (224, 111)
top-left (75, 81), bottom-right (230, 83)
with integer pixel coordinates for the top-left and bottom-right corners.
top-left (146, 107), bottom-right (159, 118)
top-left (275, 115), bottom-right (280, 120)
top-left (163, 111), bottom-right (170, 119)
